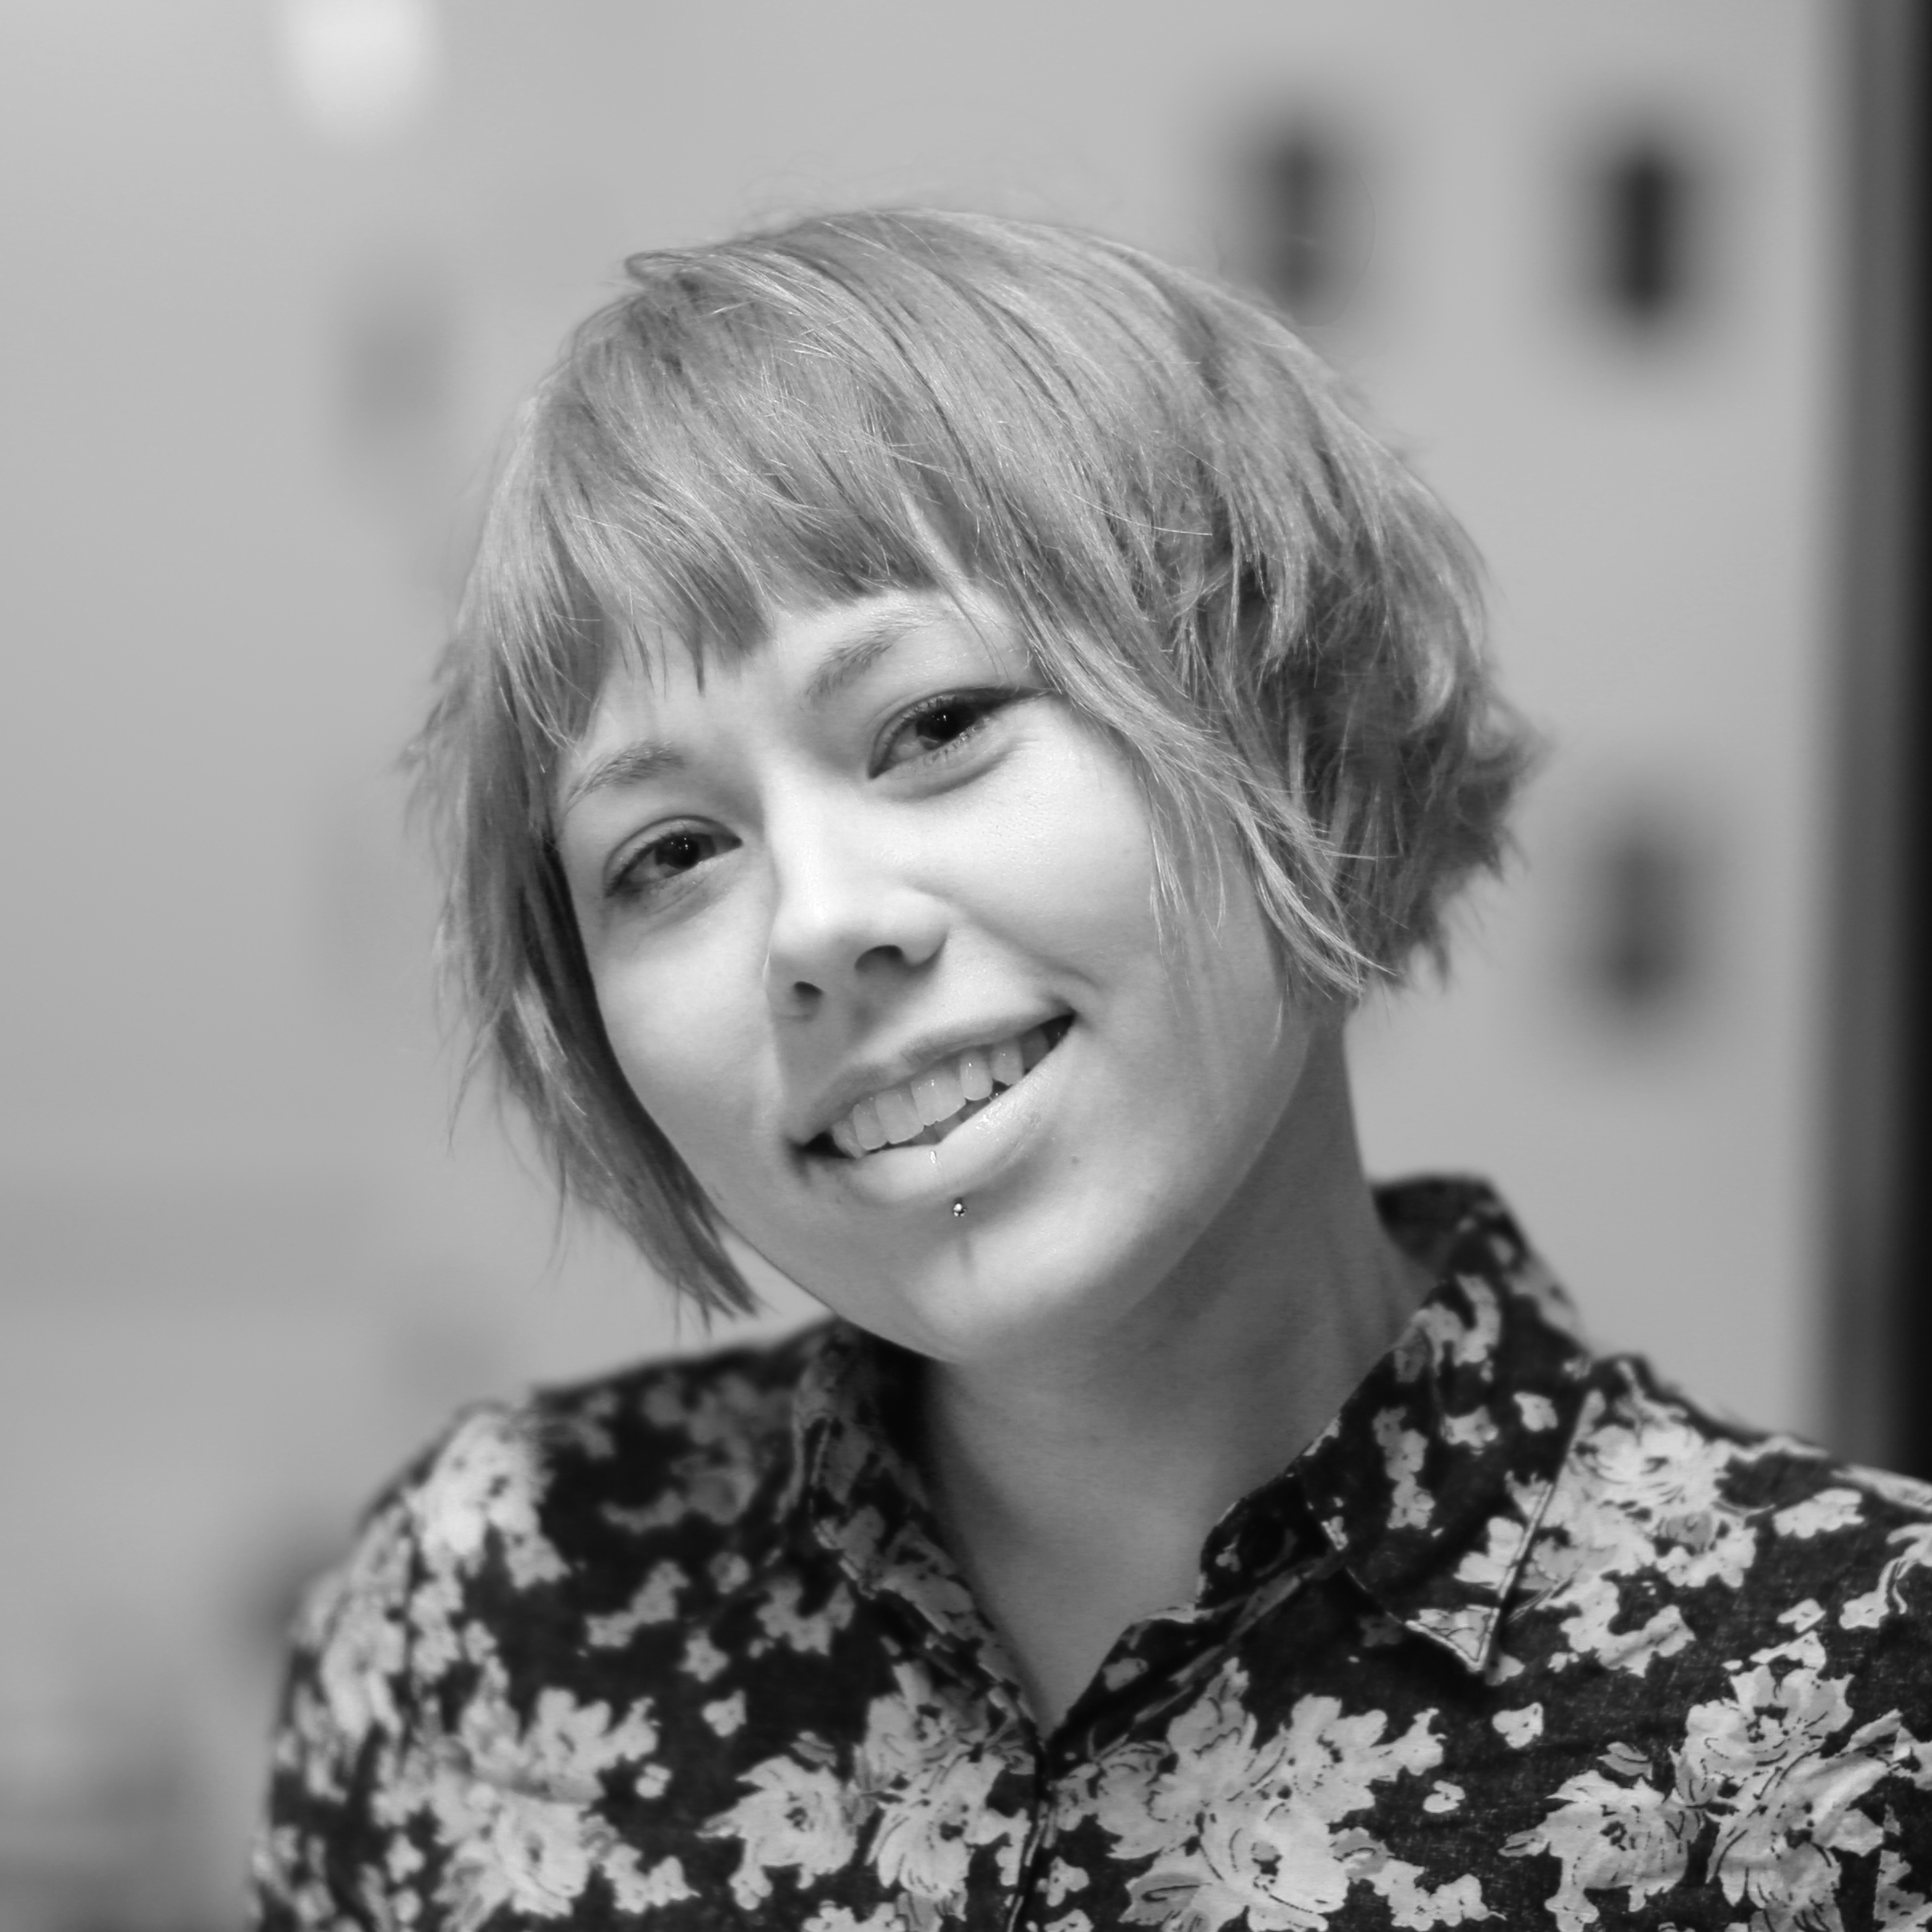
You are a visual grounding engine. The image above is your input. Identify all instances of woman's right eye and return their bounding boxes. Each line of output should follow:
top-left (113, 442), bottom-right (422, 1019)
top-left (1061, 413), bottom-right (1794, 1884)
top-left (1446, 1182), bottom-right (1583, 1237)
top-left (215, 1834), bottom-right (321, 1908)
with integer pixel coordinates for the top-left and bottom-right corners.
top-left (607, 824), bottom-right (729, 903)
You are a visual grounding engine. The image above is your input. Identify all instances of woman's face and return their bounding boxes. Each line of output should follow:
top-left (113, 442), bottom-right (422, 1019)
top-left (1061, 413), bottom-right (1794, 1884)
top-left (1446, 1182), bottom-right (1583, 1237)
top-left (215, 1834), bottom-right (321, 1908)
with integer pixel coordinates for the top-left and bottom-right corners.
top-left (555, 589), bottom-right (1317, 1365)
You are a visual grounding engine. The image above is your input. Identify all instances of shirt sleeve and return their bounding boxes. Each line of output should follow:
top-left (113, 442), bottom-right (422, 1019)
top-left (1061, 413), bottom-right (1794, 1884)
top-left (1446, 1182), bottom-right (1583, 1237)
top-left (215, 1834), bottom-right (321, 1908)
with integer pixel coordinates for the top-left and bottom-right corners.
top-left (246, 1487), bottom-right (423, 1931)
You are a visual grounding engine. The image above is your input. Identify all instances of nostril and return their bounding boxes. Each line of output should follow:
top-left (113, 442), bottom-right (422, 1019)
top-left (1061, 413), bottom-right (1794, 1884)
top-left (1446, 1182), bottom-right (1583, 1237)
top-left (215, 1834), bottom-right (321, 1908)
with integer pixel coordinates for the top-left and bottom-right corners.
top-left (764, 964), bottom-right (824, 1018)
top-left (856, 941), bottom-right (913, 972)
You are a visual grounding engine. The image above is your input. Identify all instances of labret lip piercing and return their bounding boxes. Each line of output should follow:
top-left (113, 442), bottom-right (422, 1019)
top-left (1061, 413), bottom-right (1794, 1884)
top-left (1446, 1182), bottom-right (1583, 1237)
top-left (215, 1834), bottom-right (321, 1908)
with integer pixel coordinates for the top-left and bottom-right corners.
top-left (926, 1152), bottom-right (966, 1217)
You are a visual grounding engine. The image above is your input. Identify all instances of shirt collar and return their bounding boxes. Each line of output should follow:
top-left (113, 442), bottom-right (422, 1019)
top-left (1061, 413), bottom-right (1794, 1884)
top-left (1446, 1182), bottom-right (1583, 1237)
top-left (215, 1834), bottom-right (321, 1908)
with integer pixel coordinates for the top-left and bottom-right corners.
top-left (1283, 1177), bottom-right (1594, 1674)
top-left (787, 1177), bottom-right (1592, 1682)
top-left (789, 1323), bottom-right (1023, 1681)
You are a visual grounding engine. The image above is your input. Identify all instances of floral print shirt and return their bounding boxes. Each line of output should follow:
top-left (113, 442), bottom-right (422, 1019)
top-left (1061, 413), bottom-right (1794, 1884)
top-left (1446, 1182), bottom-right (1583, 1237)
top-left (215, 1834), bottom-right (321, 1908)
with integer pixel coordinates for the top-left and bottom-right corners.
top-left (250, 1179), bottom-right (1932, 1930)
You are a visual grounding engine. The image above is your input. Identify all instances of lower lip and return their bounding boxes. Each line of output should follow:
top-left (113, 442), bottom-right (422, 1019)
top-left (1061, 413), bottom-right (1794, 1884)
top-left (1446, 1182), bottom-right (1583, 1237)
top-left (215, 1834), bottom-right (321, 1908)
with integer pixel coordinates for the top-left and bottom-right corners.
top-left (802, 1026), bottom-right (1072, 1211)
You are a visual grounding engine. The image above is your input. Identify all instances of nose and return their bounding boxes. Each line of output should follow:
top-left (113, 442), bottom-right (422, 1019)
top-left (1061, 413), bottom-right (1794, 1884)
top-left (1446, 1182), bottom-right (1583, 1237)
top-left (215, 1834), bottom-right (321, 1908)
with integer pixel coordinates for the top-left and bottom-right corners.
top-left (762, 805), bottom-right (948, 1020)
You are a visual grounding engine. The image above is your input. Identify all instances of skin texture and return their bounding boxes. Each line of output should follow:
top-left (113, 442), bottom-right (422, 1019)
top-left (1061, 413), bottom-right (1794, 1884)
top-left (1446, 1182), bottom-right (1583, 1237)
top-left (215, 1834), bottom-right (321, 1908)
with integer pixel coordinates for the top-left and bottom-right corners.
top-left (556, 588), bottom-right (1429, 1726)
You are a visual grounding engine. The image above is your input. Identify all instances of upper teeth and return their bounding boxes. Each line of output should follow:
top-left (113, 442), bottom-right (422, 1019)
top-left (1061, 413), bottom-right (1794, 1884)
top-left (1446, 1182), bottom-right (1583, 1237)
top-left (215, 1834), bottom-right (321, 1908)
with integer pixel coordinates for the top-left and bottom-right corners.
top-left (827, 1024), bottom-right (1059, 1158)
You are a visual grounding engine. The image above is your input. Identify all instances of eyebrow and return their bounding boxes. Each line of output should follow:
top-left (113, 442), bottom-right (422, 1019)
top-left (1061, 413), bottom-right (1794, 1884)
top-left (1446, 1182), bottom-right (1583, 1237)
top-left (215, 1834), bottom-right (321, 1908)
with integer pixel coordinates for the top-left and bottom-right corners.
top-left (800, 609), bottom-right (938, 706)
top-left (558, 607), bottom-right (956, 821)
top-left (557, 740), bottom-right (686, 821)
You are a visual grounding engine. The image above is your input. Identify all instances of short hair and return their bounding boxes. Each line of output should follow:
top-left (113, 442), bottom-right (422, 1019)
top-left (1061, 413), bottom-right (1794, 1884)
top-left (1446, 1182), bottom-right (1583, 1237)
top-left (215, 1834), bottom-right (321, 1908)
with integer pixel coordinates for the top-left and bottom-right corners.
top-left (415, 207), bottom-right (1532, 1314)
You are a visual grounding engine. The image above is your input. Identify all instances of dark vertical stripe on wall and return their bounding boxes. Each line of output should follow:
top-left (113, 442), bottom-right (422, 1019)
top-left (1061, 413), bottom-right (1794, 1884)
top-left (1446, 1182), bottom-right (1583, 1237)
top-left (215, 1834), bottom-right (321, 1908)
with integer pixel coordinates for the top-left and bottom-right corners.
top-left (1896, 7), bottom-right (1932, 1479)
top-left (1826, 0), bottom-right (1930, 1472)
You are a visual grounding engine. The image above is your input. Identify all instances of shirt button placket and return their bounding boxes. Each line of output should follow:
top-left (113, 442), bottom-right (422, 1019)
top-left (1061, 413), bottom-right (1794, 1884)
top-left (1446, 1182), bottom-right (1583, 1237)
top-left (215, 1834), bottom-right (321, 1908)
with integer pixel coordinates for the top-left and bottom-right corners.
top-left (1006, 1734), bottom-right (1100, 1932)
top-left (989, 1740), bottom-right (1056, 1932)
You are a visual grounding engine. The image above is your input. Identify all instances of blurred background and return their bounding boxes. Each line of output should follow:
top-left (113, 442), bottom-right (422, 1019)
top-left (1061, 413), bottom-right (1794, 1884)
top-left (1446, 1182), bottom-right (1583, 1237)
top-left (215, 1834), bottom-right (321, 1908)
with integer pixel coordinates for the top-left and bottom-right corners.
top-left (1, 0), bottom-right (1925, 1923)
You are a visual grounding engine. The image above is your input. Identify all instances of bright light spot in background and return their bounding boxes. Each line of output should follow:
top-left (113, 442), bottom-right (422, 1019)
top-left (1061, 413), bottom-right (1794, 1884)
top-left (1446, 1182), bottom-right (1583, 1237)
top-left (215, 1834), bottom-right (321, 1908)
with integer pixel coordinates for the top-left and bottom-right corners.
top-left (278, 0), bottom-right (440, 144)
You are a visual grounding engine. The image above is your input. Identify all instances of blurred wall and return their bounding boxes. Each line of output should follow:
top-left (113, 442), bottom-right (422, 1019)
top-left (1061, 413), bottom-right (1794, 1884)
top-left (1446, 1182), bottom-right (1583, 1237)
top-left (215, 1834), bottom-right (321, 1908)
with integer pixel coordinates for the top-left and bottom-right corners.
top-left (0, 2), bottom-right (1843, 1923)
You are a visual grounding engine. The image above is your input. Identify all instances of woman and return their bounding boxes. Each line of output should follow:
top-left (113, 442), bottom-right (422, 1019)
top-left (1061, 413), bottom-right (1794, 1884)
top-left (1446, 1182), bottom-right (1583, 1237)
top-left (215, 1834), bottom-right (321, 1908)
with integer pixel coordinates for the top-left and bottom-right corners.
top-left (252, 210), bottom-right (1932, 1931)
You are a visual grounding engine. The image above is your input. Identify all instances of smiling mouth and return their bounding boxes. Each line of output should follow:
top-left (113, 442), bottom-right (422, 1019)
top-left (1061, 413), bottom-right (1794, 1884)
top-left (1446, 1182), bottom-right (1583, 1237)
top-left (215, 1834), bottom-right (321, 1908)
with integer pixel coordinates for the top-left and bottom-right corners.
top-left (809, 1016), bottom-right (1073, 1160)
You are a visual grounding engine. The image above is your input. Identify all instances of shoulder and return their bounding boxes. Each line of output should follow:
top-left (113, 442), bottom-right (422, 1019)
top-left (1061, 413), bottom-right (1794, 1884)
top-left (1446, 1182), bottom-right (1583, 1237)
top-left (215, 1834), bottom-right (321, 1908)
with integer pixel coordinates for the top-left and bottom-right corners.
top-left (1491, 1359), bottom-right (1932, 1921)
top-left (252, 1322), bottom-right (837, 1922)
top-left (1529, 1346), bottom-right (1932, 1692)
top-left (264, 1321), bottom-right (831, 1778)
top-left (369, 1315), bottom-right (826, 1616)
top-left (439, 1319), bottom-right (820, 1550)
top-left (1559, 1348), bottom-right (1932, 1587)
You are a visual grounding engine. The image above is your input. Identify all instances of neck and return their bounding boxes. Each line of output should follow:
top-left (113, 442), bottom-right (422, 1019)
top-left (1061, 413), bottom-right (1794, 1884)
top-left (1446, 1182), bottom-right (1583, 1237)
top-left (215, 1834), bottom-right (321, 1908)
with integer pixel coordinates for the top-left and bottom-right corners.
top-left (918, 1025), bottom-right (1428, 1726)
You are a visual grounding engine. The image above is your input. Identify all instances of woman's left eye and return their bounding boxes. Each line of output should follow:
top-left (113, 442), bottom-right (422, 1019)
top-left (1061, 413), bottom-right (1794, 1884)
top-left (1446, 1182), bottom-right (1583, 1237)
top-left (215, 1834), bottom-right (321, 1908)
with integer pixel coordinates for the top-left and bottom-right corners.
top-left (874, 690), bottom-right (1020, 775)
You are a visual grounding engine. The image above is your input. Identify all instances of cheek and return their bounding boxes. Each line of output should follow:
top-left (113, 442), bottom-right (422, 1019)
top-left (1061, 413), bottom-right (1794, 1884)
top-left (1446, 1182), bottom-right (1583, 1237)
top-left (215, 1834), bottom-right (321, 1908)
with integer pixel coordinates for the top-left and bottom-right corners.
top-left (998, 735), bottom-right (1283, 1054)
top-left (593, 934), bottom-right (770, 1187)
top-left (982, 738), bottom-right (1164, 964)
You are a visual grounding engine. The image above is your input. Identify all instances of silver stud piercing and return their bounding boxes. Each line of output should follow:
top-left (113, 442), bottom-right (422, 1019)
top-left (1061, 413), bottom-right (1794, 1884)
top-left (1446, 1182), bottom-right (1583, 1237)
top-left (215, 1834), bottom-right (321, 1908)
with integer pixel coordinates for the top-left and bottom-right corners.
top-left (952, 1200), bottom-right (967, 1219)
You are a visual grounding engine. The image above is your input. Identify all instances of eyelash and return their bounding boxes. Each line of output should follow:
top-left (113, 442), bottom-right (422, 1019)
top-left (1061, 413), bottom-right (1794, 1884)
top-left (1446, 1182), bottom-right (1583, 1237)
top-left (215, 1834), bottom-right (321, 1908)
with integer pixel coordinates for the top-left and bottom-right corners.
top-left (604, 686), bottom-right (1030, 905)
top-left (605, 824), bottom-right (724, 904)
top-left (871, 686), bottom-right (1020, 776)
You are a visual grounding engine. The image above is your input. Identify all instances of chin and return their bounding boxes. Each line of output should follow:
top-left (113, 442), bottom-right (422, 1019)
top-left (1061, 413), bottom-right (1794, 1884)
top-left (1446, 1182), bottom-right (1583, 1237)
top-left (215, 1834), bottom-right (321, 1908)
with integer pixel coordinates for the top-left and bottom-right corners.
top-left (801, 1190), bottom-right (1191, 1367)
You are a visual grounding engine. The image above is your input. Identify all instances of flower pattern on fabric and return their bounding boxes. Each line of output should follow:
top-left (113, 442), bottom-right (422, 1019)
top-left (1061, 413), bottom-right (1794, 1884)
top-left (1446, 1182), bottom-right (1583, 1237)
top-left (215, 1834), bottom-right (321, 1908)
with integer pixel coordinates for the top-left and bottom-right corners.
top-left (251, 1180), bottom-right (1932, 1929)
top-left (1075, 1662), bottom-right (1475, 1930)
